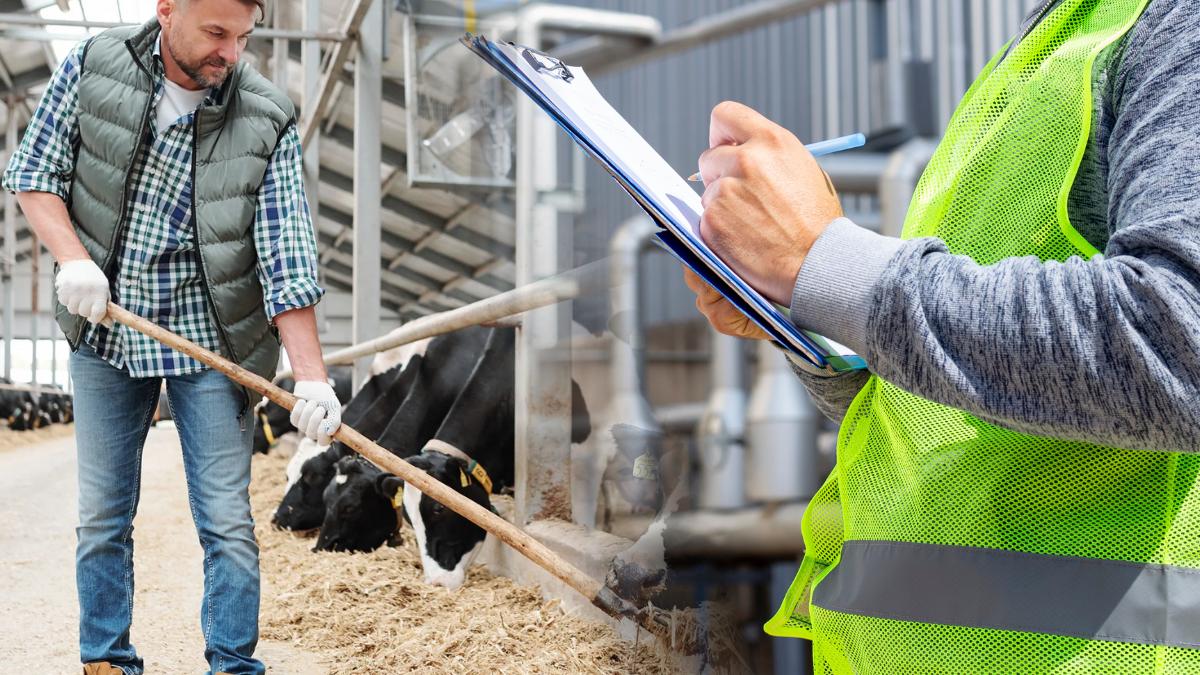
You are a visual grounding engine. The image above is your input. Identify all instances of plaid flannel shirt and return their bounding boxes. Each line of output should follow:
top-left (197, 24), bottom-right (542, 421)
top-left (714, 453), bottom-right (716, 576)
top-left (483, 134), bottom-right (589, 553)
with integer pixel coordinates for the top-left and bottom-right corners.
top-left (3, 38), bottom-right (323, 377)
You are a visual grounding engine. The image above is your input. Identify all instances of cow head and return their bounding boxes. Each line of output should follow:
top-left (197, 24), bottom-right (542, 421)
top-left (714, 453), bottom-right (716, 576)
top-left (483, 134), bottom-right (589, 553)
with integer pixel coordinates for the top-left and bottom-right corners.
top-left (253, 377), bottom-right (295, 454)
top-left (384, 451), bottom-right (496, 590)
top-left (603, 423), bottom-right (665, 514)
top-left (272, 444), bottom-right (346, 531)
top-left (313, 455), bottom-right (399, 553)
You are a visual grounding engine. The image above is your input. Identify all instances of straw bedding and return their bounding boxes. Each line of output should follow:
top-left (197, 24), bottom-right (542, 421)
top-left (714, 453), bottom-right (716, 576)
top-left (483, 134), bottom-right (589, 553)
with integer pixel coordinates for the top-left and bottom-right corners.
top-left (0, 423), bottom-right (75, 451)
top-left (251, 446), bottom-right (686, 674)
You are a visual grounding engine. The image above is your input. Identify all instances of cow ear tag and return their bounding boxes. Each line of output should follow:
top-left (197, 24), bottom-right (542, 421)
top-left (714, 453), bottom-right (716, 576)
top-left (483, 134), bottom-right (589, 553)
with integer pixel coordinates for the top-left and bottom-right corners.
top-left (633, 454), bottom-right (659, 481)
top-left (391, 485), bottom-right (405, 509)
top-left (459, 468), bottom-right (470, 487)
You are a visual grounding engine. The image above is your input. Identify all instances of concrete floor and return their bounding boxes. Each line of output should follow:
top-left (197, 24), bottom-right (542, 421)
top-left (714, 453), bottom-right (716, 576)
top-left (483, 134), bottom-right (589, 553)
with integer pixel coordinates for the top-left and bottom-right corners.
top-left (0, 426), bottom-right (325, 673)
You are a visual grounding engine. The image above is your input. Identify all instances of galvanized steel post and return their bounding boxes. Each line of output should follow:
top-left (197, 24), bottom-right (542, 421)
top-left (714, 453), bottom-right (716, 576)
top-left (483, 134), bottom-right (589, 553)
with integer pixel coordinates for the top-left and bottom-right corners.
top-left (302, 0), bottom-right (323, 335)
top-left (746, 341), bottom-right (821, 503)
top-left (880, 137), bottom-right (937, 237)
top-left (513, 8), bottom-right (573, 526)
top-left (510, 6), bottom-right (661, 526)
top-left (573, 215), bottom-right (663, 527)
top-left (2, 97), bottom-right (14, 380)
top-left (271, 1), bottom-right (288, 93)
top-left (695, 330), bottom-right (747, 510)
top-left (352, 0), bottom-right (383, 391)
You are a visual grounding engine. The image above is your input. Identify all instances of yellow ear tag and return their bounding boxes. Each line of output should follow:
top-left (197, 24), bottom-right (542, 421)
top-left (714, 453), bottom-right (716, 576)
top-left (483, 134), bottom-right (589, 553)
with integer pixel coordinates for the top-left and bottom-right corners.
top-left (392, 485), bottom-right (405, 509)
top-left (459, 468), bottom-right (470, 487)
top-left (470, 464), bottom-right (493, 494)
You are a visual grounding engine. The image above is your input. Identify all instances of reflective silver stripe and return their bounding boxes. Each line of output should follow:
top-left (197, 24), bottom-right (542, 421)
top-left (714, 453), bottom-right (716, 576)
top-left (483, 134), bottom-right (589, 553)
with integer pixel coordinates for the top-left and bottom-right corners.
top-left (813, 540), bottom-right (1200, 648)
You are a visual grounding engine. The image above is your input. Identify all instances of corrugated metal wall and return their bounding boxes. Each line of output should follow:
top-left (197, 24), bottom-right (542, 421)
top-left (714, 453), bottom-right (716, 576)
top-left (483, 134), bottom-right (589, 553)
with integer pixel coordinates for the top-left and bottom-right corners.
top-left (563, 0), bottom-right (1050, 327)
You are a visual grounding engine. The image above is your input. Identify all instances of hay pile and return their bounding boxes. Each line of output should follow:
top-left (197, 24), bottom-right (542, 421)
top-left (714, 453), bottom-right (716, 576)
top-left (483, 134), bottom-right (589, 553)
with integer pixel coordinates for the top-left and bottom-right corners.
top-left (251, 447), bottom-right (683, 674)
top-left (0, 423), bottom-right (75, 451)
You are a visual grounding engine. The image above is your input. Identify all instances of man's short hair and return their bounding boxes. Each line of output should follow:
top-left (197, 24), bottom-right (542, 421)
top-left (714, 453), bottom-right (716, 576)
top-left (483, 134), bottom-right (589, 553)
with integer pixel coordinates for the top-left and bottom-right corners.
top-left (178, 0), bottom-right (267, 22)
top-left (246, 0), bottom-right (266, 21)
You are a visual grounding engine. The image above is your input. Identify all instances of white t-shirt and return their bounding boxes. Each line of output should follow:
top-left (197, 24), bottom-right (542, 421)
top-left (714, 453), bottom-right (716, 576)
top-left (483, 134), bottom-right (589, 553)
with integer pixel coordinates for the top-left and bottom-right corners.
top-left (155, 77), bottom-right (209, 134)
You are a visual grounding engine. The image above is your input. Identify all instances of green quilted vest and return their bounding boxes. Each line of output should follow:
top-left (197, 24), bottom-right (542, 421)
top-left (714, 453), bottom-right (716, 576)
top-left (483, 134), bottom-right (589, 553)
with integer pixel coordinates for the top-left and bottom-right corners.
top-left (62, 18), bottom-right (295, 407)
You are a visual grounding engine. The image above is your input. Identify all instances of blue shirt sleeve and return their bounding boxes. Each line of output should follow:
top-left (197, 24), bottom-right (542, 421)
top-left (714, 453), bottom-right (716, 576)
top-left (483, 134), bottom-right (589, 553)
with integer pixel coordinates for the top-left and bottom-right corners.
top-left (253, 123), bottom-right (325, 320)
top-left (3, 40), bottom-right (87, 199)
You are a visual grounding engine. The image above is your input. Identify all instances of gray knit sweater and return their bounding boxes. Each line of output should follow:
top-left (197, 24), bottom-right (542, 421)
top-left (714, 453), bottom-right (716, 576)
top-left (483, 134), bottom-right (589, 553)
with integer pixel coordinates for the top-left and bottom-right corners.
top-left (787, 0), bottom-right (1200, 452)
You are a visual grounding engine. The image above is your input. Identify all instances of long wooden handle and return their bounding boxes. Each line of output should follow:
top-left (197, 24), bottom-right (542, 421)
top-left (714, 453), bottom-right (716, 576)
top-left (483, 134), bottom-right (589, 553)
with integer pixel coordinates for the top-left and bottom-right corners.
top-left (105, 303), bottom-right (658, 634)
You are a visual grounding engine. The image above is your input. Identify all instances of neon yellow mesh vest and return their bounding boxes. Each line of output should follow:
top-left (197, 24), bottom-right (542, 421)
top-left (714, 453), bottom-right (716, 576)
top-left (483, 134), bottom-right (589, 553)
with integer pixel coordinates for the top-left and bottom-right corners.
top-left (764, 1), bottom-right (1200, 672)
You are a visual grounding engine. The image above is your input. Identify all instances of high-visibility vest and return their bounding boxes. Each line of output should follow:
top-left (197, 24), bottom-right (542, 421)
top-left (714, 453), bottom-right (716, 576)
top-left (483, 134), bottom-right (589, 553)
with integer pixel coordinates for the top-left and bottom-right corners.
top-left (762, 1), bottom-right (1200, 673)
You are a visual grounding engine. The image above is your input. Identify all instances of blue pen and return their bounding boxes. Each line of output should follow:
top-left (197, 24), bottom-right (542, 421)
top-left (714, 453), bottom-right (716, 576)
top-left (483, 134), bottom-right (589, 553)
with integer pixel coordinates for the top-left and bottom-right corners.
top-left (687, 132), bottom-right (866, 182)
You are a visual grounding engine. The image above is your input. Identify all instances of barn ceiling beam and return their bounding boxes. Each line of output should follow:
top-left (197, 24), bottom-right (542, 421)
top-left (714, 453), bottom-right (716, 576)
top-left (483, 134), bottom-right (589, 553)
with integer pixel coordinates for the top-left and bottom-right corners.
top-left (314, 198), bottom-right (510, 294)
top-left (317, 165), bottom-right (515, 262)
top-left (320, 269), bottom-right (410, 316)
top-left (314, 196), bottom-right (515, 304)
top-left (315, 229), bottom-right (478, 307)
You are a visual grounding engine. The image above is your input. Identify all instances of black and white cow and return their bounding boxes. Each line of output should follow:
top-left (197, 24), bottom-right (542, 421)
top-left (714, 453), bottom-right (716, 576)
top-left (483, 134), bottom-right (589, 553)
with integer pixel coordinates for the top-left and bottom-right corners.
top-left (1, 382), bottom-right (25, 428)
top-left (304, 324), bottom-right (501, 543)
top-left (38, 384), bottom-right (72, 425)
top-left (315, 326), bottom-right (516, 582)
top-left (253, 366), bottom-right (354, 454)
top-left (311, 326), bottom-right (593, 589)
top-left (2, 383), bottom-right (67, 430)
top-left (271, 355), bottom-right (417, 531)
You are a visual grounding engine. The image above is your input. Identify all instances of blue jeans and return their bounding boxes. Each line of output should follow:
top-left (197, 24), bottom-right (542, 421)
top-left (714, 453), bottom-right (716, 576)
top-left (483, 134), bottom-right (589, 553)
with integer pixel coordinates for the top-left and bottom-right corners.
top-left (70, 344), bottom-right (264, 675)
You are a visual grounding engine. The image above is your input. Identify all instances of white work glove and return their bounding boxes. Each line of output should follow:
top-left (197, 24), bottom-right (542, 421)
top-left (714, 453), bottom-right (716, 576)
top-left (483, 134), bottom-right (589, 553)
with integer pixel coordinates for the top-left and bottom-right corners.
top-left (55, 259), bottom-right (111, 326)
top-left (290, 380), bottom-right (342, 445)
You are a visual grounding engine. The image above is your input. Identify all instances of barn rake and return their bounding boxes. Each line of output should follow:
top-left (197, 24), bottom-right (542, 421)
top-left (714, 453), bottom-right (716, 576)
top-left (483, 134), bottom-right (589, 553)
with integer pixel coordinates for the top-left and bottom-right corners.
top-left (106, 302), bottom-right (682, 645)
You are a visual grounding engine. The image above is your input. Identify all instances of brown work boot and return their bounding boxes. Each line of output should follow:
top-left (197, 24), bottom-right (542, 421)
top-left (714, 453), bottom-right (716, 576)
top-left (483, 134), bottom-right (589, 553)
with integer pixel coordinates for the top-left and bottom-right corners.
top-left (82, 663), bottom-right (124, 675)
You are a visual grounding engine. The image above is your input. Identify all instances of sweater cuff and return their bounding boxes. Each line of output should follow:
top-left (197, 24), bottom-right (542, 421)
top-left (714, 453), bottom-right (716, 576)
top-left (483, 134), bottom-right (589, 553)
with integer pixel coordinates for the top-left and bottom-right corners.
top-left (789, 217), bottom-right (905, 356)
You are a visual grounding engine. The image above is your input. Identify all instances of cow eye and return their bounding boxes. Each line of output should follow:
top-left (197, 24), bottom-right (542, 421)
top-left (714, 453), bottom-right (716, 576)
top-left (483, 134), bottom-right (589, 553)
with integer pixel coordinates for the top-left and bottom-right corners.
top-left (430, 502), bottom-right (445, 516)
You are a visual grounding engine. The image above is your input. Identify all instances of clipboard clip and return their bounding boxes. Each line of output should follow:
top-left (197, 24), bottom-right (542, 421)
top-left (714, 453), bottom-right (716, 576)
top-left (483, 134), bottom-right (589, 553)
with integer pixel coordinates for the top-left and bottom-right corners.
top-left (514, 44), bottom-right (574, 82)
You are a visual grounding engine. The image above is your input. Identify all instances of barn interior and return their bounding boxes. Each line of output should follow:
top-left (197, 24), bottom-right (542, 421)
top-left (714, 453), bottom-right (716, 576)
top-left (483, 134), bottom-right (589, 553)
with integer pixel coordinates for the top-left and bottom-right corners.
top-left (0, 1), bottom-right (1047, 672)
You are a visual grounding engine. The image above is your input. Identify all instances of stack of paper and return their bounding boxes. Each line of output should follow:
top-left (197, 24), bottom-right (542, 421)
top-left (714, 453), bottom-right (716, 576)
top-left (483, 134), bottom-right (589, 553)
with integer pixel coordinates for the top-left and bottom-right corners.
top-left (462, 34), bottom-right (866, 372)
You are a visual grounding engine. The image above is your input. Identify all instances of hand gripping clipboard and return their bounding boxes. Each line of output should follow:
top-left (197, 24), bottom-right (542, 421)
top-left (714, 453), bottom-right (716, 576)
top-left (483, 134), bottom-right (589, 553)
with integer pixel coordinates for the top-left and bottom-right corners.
top-left (462, 34), bottom-right (866, 372)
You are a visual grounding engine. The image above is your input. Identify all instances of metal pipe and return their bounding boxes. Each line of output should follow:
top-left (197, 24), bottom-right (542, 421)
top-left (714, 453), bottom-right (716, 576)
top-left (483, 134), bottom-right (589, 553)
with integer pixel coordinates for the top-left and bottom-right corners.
top-left (513, 4), bottom-right (660, 41)
top-left (3, 98), bottom-right (15, 381)
top-left (578, 215), bottom-right (664, 525)
top-left (584, 0), bottom-right (837, 76)
top-left (0, 13), bottom-right (347, 40)
top-left (745, 342), bottom-right (821, 503)
top-left (879, 137), bottom-right (938, 237)
top-left (885, 0), bottom-right (907, 129)
top-left (770, 561), bottom-right (808, 673)
top-left (817, 152), bottom-right (890, 193)
top-left (610, 501), bottom-right (810, 558)
top-left (655, 402), bottom-right (706, 433)
top-left (695, 331), bottom-right (746, 510)
top-left (352, 0), bottom-right (382, 391)
top-left (607, 214), bottom-right (659, 415)
top-left (273, 266), bottom-right (596, 381)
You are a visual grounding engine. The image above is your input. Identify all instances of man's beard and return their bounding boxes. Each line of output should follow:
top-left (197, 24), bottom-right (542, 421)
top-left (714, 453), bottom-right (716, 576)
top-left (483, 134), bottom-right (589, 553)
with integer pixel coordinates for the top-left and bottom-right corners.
top-left (166, 30), bottom-right (233, 89)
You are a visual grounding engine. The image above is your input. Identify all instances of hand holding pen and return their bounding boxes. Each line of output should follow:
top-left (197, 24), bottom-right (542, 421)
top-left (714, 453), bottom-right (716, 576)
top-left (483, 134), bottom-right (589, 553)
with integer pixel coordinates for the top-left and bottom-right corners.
top-left (688, 132), bottom-right (865, 183)
top-left (693, 102), bottom-right (857, 305)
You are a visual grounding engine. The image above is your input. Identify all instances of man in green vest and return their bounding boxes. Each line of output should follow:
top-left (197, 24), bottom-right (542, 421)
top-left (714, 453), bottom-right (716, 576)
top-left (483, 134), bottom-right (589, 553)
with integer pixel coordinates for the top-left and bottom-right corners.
top-left (4, 1), bottom-right (342, 673)
top-left (687, 0), bottom-right (1200, 672)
